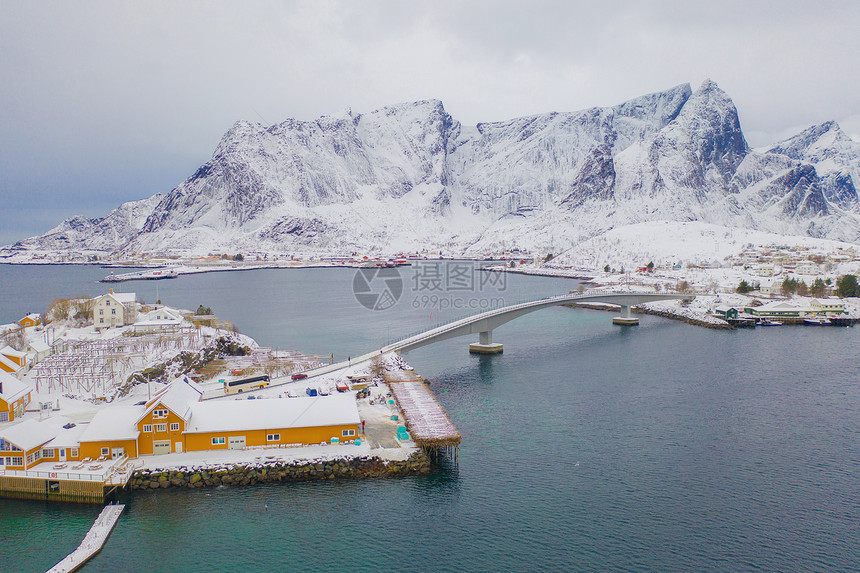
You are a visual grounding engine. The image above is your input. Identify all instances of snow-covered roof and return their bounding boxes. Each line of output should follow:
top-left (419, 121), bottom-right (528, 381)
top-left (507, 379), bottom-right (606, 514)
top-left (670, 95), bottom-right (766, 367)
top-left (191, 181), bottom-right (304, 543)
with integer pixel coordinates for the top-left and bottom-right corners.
top-left (78, 405), bottom-right (143, 443)
top-left (133, 318), bottom-right (182, 328)
top-left (0, 354), bottom-right (22, 373)
top-left (0, 416), bottom-right (66, 452)
top-left (755, 301), bottom-right (808, 312)
top-left (137, 307), bottom-right (183, 323)
top-left (0, 345), bottom-right (27, 360)
top-left (47, 422), bottom-right (88, 448)
top-left (98, 291), bottom-right (136, 305)
top-left (0, 371), bottom-right (30, 403)
top-left (28, 339), bottom-right (50, 353)
top-left (184, 395), bottom-right (360, 435)
top-left (140, 376), bottom-right (203, 422)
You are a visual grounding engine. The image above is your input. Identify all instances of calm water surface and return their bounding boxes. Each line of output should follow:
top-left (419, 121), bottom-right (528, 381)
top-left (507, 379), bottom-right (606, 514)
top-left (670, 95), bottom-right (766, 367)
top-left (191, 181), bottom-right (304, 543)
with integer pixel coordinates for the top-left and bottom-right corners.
top-left (0, 264), bottom-right (857, 572)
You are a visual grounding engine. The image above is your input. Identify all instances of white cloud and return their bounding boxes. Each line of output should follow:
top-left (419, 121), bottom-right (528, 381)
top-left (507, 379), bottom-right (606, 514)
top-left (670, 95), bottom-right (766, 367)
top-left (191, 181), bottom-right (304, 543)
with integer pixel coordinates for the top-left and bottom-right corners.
top-left (1, 0), bottom-right (858, 243)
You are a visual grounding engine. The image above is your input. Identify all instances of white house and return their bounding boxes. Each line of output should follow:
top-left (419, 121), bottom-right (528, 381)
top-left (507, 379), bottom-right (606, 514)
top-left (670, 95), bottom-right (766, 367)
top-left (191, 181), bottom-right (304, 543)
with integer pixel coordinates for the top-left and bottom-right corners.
top-left (795, 262), bottom-right (820, 275)
top-left (132, 307), bottom-right (185, 334)
top-left (809, 298), bottom-right (846, 315)
top-left (27, 339), bottom-right (51, 364)
top-left (759, 278), bottom-right (781, 297)
top-left (93, 290), bottom-right (137, 330)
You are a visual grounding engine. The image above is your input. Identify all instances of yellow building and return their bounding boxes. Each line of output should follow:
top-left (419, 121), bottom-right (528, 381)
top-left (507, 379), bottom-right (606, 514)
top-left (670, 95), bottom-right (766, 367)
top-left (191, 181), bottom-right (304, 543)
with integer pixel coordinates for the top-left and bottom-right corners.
top-left (3, 376), bottom-right (362, 472)
top-left (0, 417), bottom-right (68, 470)
top-left (182, 396), bottom-right (361, 451)
top-left (0, 372), bottom-right (31, 422)
top-left (74, 377), bottom-right (361, 459)
top-left (18, 314), bottom-right (41, 328)
top-left (77, 405), bottom-right (141, 460)
top-left (136, 377), bottom-right (203, 455)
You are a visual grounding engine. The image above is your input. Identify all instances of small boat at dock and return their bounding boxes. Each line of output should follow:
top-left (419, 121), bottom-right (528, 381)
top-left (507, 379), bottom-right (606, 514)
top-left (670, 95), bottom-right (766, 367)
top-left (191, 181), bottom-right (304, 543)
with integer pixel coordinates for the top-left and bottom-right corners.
top-left (757, 318), bottom-right (783, 326)
top-left (803, 317), bottom-right (831, 326)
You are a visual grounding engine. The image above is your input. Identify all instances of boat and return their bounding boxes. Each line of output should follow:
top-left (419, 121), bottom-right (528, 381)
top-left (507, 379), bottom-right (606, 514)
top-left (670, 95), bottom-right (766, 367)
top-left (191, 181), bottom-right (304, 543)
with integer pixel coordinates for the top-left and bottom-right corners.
top-left (803, 317), bottom-right (831, 326)
top-left (758, 318), bottom-right (783, 326)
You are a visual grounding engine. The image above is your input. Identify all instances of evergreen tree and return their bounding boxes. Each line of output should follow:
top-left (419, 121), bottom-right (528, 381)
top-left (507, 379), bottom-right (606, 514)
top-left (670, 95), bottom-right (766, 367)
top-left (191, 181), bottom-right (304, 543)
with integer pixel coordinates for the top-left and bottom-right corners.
top-left (736, 280), bottom-right (753, 294)
top-left (782, 277), bottom-right (797, 296)
top-left (837, 274), bottom-right (859, 298)
top-left (811, 278), bottom-right (826, 297)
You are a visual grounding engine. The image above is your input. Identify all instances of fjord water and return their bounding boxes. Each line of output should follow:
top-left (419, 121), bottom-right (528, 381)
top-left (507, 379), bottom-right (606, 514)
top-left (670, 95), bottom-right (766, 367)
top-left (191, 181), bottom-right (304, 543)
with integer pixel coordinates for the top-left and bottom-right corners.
top-left (1, 265), bottom-right (858, 572)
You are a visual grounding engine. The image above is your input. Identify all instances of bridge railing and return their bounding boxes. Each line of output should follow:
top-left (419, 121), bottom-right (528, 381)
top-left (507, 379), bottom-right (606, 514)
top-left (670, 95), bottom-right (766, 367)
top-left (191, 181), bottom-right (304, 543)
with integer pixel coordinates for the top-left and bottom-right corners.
top-left (383, 288), bottom-right (641, 347)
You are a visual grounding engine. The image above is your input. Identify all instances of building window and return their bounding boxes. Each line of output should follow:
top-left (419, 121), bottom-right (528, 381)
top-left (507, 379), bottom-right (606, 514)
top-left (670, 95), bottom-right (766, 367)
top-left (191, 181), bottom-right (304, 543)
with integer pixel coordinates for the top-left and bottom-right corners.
top-left (111, 308), bottom-right (116, 315)
top-left (42, 448), bottom-right (54, 458)
top-left (34, 450), bottom-right (41, 461)
top-left (266, 434), bottom-right (280, 442)
top-left (153, 409), bottom-right (168, 419)
top-left (143, 424), bottom-right (152, 433)
top-left (99, 309), bottom-right (104, 315)
top-left (99, 318), bottom-right (104, 324)
top-left (101, 447), bottom-right (109, 456)
top-left (211, 437), bottom-right (225, 445)
top-left (70, 448), bottom-right (78, 458)
top-left (342, 429), bottom-right (356, 437)
top-left (106, 300), bottom-right (110, 306)
top-left (11, 457), bottom-right (22, 466)
top-left (170, 423), bottom-right (179, 432)
top-left (27, 453), bottom-right (34, 464)
top-left (155, 423), bottom-right (167, 432)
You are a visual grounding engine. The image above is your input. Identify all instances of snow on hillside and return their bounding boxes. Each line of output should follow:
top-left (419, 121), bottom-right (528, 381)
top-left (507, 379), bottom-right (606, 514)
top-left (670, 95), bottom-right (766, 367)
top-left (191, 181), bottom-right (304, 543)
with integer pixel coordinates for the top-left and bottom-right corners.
top-left (549, 221), bottom-right (858, 271)
top-left (4, 80), bottom-right (860, 259)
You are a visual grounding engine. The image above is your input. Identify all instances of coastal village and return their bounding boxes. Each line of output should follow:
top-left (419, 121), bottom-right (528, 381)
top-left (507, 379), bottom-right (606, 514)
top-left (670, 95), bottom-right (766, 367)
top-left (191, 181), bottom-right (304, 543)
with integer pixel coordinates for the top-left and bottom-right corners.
top-left (0, 289), bottom-right (460, 505)
top-left (1, 236), bottom-right (859, 504)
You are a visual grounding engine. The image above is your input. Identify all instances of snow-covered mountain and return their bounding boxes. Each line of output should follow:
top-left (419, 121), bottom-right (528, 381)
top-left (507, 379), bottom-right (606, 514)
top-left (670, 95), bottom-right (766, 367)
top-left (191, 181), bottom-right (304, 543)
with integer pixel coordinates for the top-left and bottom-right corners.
top-left (5, 80), bottom-right (859, 257)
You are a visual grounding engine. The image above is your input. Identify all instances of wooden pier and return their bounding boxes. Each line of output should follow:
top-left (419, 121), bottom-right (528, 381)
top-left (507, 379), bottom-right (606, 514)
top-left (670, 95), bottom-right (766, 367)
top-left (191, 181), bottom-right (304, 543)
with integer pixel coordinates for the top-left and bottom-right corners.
top-left (385, 370), bottom-right (461, 457)
top-left (47, 504), bottom-right (125, 573)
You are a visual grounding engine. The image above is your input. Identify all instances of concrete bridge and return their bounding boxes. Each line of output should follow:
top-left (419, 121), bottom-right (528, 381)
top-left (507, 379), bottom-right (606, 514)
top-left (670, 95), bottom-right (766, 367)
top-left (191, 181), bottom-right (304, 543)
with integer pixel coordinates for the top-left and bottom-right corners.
top-left (385, 290), bottom-right (696, 355)
top-left (203, 290), bottom-right (694, 399)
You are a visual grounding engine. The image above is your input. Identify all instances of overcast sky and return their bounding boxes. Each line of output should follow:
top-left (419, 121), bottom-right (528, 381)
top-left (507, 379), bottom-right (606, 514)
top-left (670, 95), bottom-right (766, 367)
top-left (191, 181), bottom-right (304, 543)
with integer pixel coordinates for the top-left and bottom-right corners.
top-left (2, 1), bottom-right (858, 246)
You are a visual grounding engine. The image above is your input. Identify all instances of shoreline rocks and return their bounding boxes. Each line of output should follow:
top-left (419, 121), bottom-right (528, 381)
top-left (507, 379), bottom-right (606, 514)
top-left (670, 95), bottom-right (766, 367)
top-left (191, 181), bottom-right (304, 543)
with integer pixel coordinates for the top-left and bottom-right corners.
top-left (128, 452), bottom-right (432, 491)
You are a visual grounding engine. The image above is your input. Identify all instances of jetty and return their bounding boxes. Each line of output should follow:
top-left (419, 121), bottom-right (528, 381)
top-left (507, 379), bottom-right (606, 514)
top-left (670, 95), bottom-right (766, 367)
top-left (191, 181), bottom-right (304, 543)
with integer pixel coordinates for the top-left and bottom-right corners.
top-left (385, 370), bottom-right (461, 458)
top-left (47, 504), bottom-right (124, 573)
top-left (101, 268), bottom-right (177, 283)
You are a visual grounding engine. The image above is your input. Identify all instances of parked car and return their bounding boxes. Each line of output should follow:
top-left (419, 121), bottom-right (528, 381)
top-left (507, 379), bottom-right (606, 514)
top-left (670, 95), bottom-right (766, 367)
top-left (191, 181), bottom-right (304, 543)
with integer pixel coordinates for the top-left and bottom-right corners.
top-left (292, 373), bottom-right (308, 381)
top-left (305, 387), bottom-right (318, 397)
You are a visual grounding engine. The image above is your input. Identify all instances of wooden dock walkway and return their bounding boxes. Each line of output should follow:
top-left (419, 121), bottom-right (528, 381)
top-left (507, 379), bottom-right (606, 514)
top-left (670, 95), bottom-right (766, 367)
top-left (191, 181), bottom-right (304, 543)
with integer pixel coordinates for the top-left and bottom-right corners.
top-left (385, 370), bottom-right (461, 450)
top-left (47, 504), bottom-right (125, 573)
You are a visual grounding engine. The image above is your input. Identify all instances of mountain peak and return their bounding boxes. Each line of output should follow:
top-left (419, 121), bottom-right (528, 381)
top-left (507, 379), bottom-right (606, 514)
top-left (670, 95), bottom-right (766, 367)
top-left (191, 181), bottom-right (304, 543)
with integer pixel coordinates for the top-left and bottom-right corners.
top-left (6, 81), bottom-right (860, 255)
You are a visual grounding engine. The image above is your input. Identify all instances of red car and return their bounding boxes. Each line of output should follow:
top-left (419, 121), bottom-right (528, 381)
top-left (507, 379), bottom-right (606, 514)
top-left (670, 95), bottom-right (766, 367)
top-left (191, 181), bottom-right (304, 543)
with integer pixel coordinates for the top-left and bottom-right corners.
top-left (291, 373), bottom-right (308, 381)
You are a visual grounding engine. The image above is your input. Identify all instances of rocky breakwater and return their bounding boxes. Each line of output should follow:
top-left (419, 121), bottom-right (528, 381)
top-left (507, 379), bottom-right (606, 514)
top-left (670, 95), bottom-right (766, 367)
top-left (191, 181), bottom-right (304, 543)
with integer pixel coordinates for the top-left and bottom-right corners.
top-left (565, 301), bottom-right (732, 330)
top-left (130, 452), bottom-right (432, 491)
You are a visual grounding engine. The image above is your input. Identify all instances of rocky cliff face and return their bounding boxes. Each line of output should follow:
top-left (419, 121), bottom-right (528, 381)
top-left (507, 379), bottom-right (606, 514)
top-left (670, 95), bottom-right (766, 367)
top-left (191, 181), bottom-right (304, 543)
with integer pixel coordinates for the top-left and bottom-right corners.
top-left (6, 80), bottom-right (860, 256)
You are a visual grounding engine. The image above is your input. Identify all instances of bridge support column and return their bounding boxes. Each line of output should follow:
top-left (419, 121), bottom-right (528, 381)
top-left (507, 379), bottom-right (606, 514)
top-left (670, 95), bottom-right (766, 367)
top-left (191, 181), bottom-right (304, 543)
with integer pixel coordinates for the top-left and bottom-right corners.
top-left (612, 305), bottom-right (639, 326)
top-left (469, 330), bottom-right (503, 354)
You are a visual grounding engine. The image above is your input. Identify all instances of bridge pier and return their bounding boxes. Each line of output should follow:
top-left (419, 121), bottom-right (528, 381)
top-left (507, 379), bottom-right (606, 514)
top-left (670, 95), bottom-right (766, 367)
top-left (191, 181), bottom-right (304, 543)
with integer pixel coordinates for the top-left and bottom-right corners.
top-left (469, 330), bottom-right (503, 354)
top-left (612, 304), bottom-right (639, 326)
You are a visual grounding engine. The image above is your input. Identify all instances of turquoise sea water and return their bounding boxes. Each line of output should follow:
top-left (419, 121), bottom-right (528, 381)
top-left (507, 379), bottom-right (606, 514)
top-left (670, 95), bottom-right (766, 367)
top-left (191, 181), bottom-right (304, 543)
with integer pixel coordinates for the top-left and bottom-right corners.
top-left (0, 264), bottom-right (858, 572)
